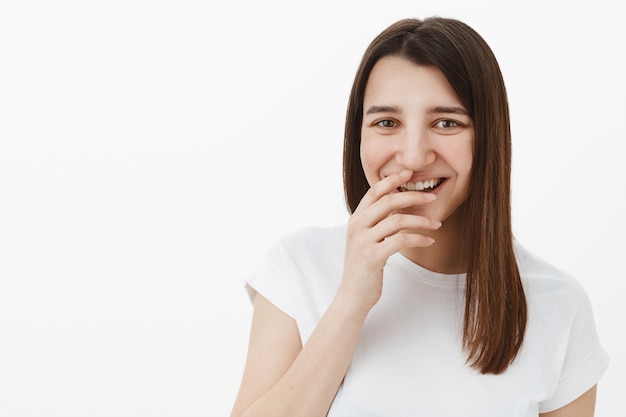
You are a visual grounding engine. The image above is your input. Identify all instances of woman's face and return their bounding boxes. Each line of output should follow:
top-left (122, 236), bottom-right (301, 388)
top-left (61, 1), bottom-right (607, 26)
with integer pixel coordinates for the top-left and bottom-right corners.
top-left (360, 56), bottom-right (474, 224)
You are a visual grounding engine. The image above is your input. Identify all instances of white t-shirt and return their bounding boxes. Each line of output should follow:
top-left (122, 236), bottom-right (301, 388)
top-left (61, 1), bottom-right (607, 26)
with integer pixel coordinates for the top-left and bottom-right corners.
top-left (246, 225), bottom-right (608, 416)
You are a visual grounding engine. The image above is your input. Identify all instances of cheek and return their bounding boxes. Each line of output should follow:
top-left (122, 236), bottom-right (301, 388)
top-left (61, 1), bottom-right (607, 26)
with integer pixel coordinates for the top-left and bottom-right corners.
top-left (359, 154), bottom-right (377, 185)
top-left (455, 139), bottom-right (474, 178)
top-left (359, 138), bottom-right (383, 177)
top-left (460, 155), bottom-right (473, 178)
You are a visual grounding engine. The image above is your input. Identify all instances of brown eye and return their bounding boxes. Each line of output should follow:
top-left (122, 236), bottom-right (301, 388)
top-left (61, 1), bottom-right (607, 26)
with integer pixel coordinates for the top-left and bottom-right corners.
top-left (436, 119), bottom-right (459, 128)
top-left (376, 119), bottom-right (397, 128)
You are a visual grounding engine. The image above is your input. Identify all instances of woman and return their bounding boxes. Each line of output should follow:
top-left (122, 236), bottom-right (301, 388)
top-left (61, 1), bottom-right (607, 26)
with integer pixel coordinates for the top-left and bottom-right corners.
top-left (230, 17), bottom-right (608, 416)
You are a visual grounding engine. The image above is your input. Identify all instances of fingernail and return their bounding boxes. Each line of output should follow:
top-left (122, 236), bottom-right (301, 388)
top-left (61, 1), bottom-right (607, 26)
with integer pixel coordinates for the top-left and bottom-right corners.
top-left (424, 193), bottom-right (436, 201)
top-left (431, 219), bottom-right (442, 227)
top-left (400, 169), bottom-right (412, 177)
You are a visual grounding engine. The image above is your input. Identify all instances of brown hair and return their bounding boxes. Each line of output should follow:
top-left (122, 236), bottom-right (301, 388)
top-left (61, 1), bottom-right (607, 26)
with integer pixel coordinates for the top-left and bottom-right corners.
top-left (343, 17), bottom-right (527, 374)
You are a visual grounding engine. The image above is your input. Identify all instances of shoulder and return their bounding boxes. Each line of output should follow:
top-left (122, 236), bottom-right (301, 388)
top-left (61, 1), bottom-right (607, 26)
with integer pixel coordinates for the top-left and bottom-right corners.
top-left (513, 240), bottom-right (587, 303)
top-left (514, 240), bottom-right (607, 368)
top-left (514, 241), bottom-right (610, 413)
top-left (251, 223), bottom-right (347, 288)
top-left (246, 224), bottom-right (348, 337)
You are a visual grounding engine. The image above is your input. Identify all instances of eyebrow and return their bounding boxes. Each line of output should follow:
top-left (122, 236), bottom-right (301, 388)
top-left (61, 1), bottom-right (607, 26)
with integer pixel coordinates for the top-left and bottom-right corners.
top-left (430, 106), bottom-right (470, 116)
top-left (365, 105), bottom-right (399, 115)
top-left (364, 105), bottom-right (469, 116)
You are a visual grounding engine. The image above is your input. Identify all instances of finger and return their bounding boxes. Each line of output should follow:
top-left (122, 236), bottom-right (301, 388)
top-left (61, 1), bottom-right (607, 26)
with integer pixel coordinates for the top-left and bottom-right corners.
top-left (372, 213), bottom-right (442, 243)
top-left (354, 170), bottom-right (413, 214)
top-left (379, 229), bottom-right (436, 254)
top-left (356, 189), bottom-right (437, 229)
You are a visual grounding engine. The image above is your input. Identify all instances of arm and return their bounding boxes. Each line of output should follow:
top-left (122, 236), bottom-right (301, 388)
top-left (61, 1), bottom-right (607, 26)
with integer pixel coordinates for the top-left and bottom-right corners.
top-left (229, 291), bottom-right (369, 417)
top-left (539, 385), bottom-right (597, 417)
top-left (230, 170), bottom-right (440, 417)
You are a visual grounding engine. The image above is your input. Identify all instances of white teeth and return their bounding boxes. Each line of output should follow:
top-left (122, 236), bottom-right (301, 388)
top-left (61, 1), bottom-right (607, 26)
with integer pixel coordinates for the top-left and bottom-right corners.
top-left (399, 178), bottom-right (443, 192)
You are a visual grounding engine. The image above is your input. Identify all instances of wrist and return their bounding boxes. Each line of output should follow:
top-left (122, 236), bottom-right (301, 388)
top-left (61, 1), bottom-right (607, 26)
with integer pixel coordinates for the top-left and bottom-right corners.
top-left (332, 285), bottom-right (375, 322)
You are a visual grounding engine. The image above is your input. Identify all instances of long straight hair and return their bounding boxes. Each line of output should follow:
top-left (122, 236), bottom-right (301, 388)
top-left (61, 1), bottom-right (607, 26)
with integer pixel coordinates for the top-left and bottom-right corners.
top-left (343, 17), bottom-right (527, 374)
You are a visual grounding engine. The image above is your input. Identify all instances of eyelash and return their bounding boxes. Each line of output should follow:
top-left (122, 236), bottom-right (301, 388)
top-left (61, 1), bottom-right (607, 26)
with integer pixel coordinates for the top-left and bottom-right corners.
top-left (375, 119), bottom-right (398, 128)
top-left (374, 119), bottom-right (463, 129)
top-left (435, 119), bottom-right (461, 128)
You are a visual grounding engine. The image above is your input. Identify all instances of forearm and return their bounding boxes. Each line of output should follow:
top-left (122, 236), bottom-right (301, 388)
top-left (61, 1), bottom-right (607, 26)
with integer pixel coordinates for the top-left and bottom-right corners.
top-left (239, 292), bottom-right (368, 417)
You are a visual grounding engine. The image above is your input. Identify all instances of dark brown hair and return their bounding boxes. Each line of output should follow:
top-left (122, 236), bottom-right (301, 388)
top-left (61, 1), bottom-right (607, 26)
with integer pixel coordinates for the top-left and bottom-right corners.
top-left (343, 17), bottom-right (527, 374)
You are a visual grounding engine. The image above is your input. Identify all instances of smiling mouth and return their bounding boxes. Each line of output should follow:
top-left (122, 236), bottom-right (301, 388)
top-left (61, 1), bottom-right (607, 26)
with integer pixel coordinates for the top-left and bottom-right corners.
top-left (398, 178), bottom-right (444, 192)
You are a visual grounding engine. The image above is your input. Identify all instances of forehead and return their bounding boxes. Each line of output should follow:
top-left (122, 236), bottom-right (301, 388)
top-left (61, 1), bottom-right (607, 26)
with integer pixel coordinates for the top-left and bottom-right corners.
top-left (363, 56), bottom-right (463, 108)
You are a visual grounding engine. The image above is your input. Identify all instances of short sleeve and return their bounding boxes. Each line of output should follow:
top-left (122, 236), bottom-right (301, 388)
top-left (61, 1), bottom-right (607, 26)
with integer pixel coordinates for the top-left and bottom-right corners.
top-left (243, 226), bottom-right (346, 345)
top-left (245, 237), bottom-right (298, 320)
top-left (538, 284), bottom-right (609, 412)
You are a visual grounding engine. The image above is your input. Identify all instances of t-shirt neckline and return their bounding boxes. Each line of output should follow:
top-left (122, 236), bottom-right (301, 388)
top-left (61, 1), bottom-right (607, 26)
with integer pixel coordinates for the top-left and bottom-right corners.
top-left (389, 252), bottom-right (467, 286)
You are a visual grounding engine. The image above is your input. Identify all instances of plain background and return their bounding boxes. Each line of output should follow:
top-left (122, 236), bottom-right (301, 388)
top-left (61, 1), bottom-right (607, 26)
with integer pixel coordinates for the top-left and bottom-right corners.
top-left (1, 0), bottom-right (624, 416)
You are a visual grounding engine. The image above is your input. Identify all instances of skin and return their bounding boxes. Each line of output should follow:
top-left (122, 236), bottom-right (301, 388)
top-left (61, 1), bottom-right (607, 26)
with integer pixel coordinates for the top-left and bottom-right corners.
top-left (229, 56), bottom-right (598, 416)
top-left (360, 56), bottom-right (474, 274)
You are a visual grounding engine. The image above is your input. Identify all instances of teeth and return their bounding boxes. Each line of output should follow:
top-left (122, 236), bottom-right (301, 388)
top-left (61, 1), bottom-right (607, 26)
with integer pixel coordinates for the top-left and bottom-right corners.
top-left (399, 178), bottom-right (442, 192)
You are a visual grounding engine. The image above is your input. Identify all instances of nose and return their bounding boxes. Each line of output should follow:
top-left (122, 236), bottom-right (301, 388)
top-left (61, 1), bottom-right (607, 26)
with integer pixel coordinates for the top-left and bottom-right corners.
top-left (395, 127), bottom-right (436, 169)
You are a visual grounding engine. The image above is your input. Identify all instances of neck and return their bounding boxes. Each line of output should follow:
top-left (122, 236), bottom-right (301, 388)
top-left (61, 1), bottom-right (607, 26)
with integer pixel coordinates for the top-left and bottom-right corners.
top-left (400, 212), bottom-right (467, 274)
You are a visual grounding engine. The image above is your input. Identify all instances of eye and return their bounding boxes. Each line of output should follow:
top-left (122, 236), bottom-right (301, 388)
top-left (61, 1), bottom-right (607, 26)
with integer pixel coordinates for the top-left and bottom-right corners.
top-left (435, 119), bottom-right (459, 129)
top-left (375, 119), bottom-right (398, 128)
